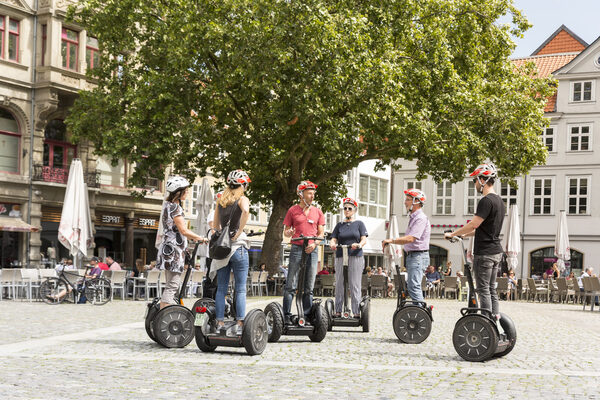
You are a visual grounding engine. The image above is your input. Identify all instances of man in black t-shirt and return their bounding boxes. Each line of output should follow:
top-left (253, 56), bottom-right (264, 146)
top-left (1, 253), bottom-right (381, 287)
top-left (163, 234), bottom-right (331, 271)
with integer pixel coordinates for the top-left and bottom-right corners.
top-left (445, 163), bottom-right (505, 317)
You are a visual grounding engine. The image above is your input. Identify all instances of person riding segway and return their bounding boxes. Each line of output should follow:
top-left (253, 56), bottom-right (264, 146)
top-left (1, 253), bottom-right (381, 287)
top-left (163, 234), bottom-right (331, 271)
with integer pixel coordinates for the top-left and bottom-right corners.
top-left (263, 180), bottom-right (328, 342)
top-left (192, 170), bottom-right (268, 355)
top-left (444, 163), bottom-right (516, 361)
top-left (145, 175), bottom-right (208, 348)
top-left (325, 197), bottom-right (370, 332)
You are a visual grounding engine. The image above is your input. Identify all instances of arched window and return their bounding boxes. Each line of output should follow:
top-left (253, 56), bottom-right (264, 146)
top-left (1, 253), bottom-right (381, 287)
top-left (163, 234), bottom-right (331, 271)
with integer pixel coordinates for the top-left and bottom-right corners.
top-left (429, 244), bottom-right (449, 271)
top-left (0, 108), bottom-right (20, 173)
top-left (529, 247), bottom-right (583, 277)
top-left (42, 119), bottom-right (76, 183)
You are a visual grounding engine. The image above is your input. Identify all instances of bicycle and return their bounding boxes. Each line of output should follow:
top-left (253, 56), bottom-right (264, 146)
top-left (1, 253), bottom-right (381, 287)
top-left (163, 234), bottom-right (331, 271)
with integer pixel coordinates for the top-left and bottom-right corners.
top-left (39, 267), bottom-right (112, 305)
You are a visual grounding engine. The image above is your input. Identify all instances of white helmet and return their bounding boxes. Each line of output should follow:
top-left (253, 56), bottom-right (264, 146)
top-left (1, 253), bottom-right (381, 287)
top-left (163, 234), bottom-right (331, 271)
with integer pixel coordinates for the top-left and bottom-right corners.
top-left (469, 163), bottom-right (497, 179)
top-left (166, 176), bottom-right (190, 193)
top-left (227, 169), bottom-right (251, 187)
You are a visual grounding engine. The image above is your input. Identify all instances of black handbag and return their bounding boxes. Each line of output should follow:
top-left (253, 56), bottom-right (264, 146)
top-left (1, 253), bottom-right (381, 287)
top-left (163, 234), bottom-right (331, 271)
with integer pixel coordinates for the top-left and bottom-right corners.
top-left (209, 201), bottom-right (237, 260)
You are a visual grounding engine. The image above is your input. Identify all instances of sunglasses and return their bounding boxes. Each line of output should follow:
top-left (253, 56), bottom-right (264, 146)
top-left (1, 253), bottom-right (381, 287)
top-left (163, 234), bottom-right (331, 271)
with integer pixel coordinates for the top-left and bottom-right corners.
top-left (343, 207), bottom-right (354, 211)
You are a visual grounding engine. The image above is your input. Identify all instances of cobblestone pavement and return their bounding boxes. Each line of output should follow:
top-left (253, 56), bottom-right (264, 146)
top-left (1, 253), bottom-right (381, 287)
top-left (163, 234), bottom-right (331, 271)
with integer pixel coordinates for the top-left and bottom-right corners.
top-left (1, 297), bottom-right (600, 399)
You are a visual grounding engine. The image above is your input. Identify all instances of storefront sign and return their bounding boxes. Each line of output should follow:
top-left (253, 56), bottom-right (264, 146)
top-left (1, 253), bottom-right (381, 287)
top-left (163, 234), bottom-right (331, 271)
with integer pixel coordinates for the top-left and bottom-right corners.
top-left (135, 216), bottom-right (159, 230)
top-left (96, 213), bottom-right (125, 227)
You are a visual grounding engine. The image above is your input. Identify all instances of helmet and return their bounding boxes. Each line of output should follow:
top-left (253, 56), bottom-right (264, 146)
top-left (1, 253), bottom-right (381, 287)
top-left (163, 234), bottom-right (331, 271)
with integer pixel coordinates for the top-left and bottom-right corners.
top-left (297, 180), bottom-right (318, 195)
top-left (404, 188), bottom-right (426, 205)
top-left (227, 169), bottom-right (251, 187)
top-left (469, 163), bottom-right (497, 179)
top-left (342, 197), bottom-right (358, 208)
top-left (166, 176), bottom-right (190, 193)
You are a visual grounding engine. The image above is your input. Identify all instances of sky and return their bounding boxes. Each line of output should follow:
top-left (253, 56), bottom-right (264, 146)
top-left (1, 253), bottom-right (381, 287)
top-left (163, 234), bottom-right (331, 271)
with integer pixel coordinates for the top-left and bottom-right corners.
top-left (509, 0), bottom-right (600, 57)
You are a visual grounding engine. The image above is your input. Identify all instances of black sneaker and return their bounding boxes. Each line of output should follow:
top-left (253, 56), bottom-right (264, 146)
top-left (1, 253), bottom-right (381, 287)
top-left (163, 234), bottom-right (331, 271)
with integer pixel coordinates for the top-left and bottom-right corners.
top-left (284, 315), bottom-right (292, 326)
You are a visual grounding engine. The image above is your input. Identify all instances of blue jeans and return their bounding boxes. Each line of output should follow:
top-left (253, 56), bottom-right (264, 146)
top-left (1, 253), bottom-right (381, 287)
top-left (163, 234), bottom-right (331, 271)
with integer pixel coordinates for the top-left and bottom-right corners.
top-left (215, 247), bottom-right (248, 321)
top-left (283, 244), bottom-right (318, 317)
top-left (405, 251), bottom-right (429, 303)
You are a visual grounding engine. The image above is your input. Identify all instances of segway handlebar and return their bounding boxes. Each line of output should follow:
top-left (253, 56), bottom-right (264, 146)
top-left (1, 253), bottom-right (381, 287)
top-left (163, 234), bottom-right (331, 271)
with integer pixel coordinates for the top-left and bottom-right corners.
top-left (246, 230), bottom-right (265, 237)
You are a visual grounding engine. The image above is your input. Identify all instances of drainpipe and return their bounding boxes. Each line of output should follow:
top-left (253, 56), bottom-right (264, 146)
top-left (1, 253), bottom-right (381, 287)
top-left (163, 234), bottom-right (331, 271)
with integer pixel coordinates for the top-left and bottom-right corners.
top-left (520, 174), bottom-right (527, 279)
top-left (26, 0), bottom-right (39, 267)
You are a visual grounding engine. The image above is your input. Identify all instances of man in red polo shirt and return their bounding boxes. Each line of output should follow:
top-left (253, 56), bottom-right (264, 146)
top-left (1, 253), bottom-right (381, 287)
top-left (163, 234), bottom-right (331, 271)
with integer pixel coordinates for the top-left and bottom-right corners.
top-left (282, 180), bottom-right (325, 325)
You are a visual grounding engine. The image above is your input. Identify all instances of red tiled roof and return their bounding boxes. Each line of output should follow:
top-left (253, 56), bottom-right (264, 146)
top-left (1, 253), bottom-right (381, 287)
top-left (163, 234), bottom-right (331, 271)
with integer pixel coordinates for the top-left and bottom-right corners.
top-left (534, 29), bottom-right (587, 55)
top-left (512, 54), bottom-right (579, 112)
top-left (512, 53), bottom-right (579, 78)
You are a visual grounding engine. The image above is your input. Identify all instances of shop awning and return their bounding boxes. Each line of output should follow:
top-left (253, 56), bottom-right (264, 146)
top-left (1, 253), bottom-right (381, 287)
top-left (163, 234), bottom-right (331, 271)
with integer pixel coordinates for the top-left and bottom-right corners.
top-left (0, 216), bottom-right (40, 232)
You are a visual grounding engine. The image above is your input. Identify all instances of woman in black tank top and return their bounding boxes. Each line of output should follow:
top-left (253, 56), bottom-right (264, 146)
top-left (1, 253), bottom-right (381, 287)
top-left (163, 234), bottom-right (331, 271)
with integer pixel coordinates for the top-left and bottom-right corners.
top-left (211, 170), bottom-right (252, 334)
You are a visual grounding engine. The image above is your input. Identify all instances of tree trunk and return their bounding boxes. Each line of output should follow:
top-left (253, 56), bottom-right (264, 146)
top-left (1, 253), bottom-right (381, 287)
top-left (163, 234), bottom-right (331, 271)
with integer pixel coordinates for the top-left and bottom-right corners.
top-left (260, 196), bottom-right (294, 275)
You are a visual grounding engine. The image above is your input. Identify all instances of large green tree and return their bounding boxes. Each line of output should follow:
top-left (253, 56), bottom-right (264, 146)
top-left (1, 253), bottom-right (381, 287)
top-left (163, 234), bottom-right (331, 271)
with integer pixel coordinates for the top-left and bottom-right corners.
top-left (67, 0), bottom-right (553, 272)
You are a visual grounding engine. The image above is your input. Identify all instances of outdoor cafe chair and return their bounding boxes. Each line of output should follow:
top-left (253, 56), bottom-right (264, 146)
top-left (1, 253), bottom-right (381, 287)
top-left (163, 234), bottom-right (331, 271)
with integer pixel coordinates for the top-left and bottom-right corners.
top-left (187, 270), bottom-right (204, 298)
top-left (443, 276), bottom-right (459, 300)
top-left (321, 274), bottom-right (335, 297)
top-left (0, 269), bottom-right (17, 301)
top-left (19, 269), bottom-right (41, 302)
top-left (109, 270), bottom-right (127, 300)
top-left (370, 275), bottom-right (387, 298)
top-left (314, 275), bottom-right (323, 296)
top-left (556, 278), bottom-right (574, 303)
top-left (142, 270), bottom-right (161, 300)
top-left (361, 274), bottom-right (370, 297)
top-left (527, 278), bottom-right (549, 302)
top-left (582, 277), bottom-right (600, 312)
top-left (250, 271), bottom-right (260, 296)
top-left (258, 272), bottom-right (269, 296)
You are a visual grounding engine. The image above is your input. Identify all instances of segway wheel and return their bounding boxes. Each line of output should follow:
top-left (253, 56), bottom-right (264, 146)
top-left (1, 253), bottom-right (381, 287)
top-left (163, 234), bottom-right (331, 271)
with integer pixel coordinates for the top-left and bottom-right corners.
top-left (453, 314), bottom-right (498, 362)
top-left (152, 305), bottom-right (195, 348)
top-left (264, 302), bottom-right (284, 343)
top-left (393, 306), bottom-right (431, 344)
top-left (145, 298), bottom-right (160, 343)
top-left (308, 304), bottom-right (328, 343)
top-left (360, 299), bottom-right (370, 333)
top-left (325, 299), bottom-right (334, 331)
top-left (194, 298), bottom-right (217, 352)
top-left (494, 312), bottom-right (517, 358)
top-left (242, 309), bottom-right (268, 355)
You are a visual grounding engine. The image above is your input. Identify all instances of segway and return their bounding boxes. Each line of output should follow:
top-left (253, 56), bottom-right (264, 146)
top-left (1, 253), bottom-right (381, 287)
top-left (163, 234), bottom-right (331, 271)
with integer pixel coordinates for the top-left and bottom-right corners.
top-left (324, 245), bottom-right (370, 332)
top-left (192, 231), bottom-right (268, 355)
top-left (391, 265), bottom-right (433, 344)
top-left (445, 231), bottom-right (517, 362)
top-left (264, 235), bottom-right (328, 343)
top-left (144, 241), bottom-right (201, 348)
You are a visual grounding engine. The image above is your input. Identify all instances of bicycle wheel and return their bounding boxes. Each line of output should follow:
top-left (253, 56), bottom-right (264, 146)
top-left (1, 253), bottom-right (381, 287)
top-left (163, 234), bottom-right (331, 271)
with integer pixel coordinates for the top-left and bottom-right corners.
top-left (39, 278), bottom-right (69, 305)
top-left (85, 277), bottom-right (112, 305)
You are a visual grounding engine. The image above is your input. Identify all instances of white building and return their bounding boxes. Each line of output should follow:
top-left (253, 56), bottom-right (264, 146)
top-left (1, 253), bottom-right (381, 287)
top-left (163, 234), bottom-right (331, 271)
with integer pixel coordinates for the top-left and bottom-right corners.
top-left (391, 26), bottom-right (599, 278)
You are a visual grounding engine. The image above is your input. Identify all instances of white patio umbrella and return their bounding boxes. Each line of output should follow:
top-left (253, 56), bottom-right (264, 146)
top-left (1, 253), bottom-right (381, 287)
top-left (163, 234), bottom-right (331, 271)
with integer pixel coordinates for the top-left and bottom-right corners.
top-left (58, 159), bottom-right (94, 267)
top-left (195, 178), bottom-right (214, 261)
top-left (385, 215), bottom-right (402, 275)
top-left (554, 210), bottom-right (570, 275)
top-left (504, 203), bottom-right (521, 275)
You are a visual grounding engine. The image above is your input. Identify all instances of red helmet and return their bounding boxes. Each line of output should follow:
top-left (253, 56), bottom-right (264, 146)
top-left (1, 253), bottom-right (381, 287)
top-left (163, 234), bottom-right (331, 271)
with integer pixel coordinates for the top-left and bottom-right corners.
top-left (404, 188), bottom-right (426, 205)
top-left (297, 180), bottom-right (318, 195)
top-left (469, 163), bottom-right (497, 179)
top-left (342, 197), bottom-right (358, 208)
top-left (227, 169), bottom-right (251, 186)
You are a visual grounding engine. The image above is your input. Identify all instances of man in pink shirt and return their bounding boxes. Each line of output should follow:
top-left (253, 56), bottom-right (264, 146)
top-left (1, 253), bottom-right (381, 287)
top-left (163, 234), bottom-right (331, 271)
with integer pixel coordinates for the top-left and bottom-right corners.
top-left (282, 180), bottom-right (325, 324)
top-left (106, 256), bottom-right (122, 271)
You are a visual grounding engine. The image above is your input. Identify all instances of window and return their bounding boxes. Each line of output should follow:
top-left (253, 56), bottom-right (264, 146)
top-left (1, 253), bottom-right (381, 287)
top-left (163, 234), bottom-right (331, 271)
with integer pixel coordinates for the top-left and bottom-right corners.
top-left (8, 18), bottom-right (18, 61)
top-left (0, 108), bottom-right (20, 173)
top-left (531, 178), bottom-right (553, 215)
top-left (61, 28), bottom-right (79, 70)
top-left (250, 204), bottom-right (260, 222)
top-left (568, 124), bottom-right (592, 151)
top-left (358, 175), bottom-right (388, 219)
top-left (541, 126), bottom-right (555, 152)
top-left (188, 184), bottom-right (201, 217)
top-left (500, 182), bottom-right (518, 213)
top-left (567, 177), bottom-right (590, 215)
top-left (346, 169), bottom-right (355, 186)
top-left (43, 120), bottom-right (77, 179)
top-left (435, 182), bottom-right (453, 215)
top-left (41, 24), bottom-right (47, 66)
top-left (572, 81), bottom-right (593, 102)
top-left (325, 212), bottom-right (333, 232)
top-left (86, 36), bottom-right (100, 69)
top-left (464, 180), bottom-right (480, 215)
top-left (97, 158), bottom-right (125, 187)
top-left (404, 180), bottom-right (422, 191)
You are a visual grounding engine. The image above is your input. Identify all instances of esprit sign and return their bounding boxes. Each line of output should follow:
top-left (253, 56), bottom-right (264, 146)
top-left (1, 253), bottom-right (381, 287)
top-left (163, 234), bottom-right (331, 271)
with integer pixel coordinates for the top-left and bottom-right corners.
top-left (102, 215), bottom-right (121, 224)
top-left (139, 218), bottom-right (156, 226)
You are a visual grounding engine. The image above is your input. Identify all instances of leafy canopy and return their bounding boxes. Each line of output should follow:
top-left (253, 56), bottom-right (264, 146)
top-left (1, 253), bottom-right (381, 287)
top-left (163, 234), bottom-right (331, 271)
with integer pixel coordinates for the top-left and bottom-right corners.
top-left (67, 0), bottom-right (553, 211)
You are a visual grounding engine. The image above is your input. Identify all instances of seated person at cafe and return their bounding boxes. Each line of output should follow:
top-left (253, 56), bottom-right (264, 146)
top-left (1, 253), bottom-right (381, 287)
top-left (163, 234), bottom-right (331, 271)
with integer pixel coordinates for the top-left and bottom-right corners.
top-left (317, 265), bottom-right (330, 275)
top-left (279, 265), bottom-right (288, 281)
top-left (425, 265), bottom-right (441, 289)
top-left (375, 267), bottom-right (394, 296)
top-left (106, 256), bottom-right (122, 271)
top-left (97, 258), bottom-right (109, 271)
top-left (365, 266), bottom-right (374, 278)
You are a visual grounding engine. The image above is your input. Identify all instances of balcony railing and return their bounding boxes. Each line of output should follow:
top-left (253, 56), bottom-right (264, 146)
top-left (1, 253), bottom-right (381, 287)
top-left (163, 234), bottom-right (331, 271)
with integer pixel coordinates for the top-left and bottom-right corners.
top-left (33, 164), bottom-right (100, 188)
